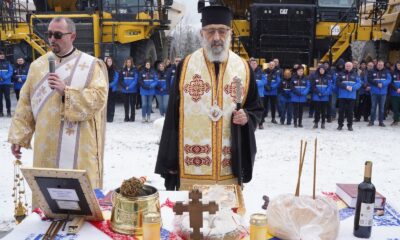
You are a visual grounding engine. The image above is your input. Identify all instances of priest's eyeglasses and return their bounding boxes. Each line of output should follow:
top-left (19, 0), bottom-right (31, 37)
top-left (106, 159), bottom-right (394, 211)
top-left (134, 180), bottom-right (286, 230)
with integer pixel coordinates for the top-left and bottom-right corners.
top-left (202, 28), bottom-right (231, 37)
top-left (46, 31), bottom-right (72, 39)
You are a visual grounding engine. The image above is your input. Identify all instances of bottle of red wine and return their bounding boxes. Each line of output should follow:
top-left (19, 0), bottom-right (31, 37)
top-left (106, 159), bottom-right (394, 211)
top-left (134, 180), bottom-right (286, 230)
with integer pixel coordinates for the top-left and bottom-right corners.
top-left (353, 161), bottom-right (376, 238)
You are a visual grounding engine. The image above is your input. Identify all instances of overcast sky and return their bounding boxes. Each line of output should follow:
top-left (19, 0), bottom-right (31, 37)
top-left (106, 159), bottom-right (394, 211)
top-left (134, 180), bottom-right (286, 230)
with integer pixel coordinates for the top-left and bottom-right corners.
top-left (175, 0), bottom-right (201, 26)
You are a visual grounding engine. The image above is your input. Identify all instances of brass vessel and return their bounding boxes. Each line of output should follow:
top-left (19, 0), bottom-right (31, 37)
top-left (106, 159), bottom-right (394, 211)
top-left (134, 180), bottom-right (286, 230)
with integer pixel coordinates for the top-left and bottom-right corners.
top-left (110, 185), bottom-right (160, 235)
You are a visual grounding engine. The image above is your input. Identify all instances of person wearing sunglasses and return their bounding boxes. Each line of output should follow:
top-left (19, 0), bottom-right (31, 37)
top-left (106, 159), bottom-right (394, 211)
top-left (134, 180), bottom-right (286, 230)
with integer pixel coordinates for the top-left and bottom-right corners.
top-left (8, 17), bottom-right (108, 196)
top-left (155, 6), bottom-right (263, 191)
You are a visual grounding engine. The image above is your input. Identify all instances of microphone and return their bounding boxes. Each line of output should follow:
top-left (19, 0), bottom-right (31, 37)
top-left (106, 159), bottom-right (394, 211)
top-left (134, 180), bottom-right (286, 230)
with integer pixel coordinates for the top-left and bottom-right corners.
top-left (48, 55), bottom-right (55, 73)
top-left (48, 55), bottom-right (55, 89)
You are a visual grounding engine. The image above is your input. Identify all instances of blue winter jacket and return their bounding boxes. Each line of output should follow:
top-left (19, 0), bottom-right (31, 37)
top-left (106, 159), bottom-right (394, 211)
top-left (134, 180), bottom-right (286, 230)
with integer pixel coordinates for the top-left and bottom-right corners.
top-left (254, 67), bottom-right (266, 97)
top-left (166, 64), bottom-right (177, 90)
top-left (12, 63), bottom-right (29, 90)
top-left (336, 70), bottom-right (361, 99)
top-left (0, 59), bottom-right (13, 85)
top-left (108, 70), bottom-right (119, 92)
top-left (358, 69), bottom-right (370, 95)
top-left (311, 71), bottom-right (332, 102)
top-left (120, 67), bottom-right (139, 93)
top-left (390, 63), bottom-right (400, 97)
top-left (156, 70), bottom-right (169, 95)
top-left (367, 68), bottom-right (392, 95)
top-left (139, 68), bottom-right (158, 96)
top-left (264, 68), bottom-right (281, 96)
top-left (279, 78), bottom-right (292, 103)
top-left (324, 68), bottom-right (335, 95)
top-left (290, 75), bottom-right (310, 103)
top-left (331, 58), bottom-right (346, 94)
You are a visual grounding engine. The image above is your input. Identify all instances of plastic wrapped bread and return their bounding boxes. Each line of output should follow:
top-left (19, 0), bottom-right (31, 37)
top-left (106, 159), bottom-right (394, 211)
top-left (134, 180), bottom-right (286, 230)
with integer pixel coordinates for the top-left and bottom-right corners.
top-left (266, 194), bottom-right (339, 240)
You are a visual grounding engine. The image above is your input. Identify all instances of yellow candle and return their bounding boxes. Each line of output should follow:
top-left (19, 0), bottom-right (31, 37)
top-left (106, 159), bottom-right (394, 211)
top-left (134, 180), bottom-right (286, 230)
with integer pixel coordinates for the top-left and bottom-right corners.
top-left (250, 213), bottom-right (268, 240)
top-left (143, 212), bottom-right (161, 240)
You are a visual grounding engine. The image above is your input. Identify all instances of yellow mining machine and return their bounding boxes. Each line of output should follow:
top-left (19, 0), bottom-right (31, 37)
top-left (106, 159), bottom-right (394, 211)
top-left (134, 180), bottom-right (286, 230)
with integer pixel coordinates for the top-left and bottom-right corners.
top-left (0, 0), bottom-right (184, 66)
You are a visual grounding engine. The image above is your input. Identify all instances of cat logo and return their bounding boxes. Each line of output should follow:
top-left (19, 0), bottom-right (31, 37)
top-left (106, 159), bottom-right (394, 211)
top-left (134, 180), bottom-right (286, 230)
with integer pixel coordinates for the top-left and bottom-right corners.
top-left (280, 9), bottom-right (288, 14)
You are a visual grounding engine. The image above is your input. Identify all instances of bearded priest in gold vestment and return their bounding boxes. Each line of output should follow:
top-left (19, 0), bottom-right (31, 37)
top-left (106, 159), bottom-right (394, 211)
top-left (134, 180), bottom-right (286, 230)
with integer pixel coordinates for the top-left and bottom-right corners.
top-left (8, 17), bottom-right (108, 189)
top-left (155, 6), bottom-right (263, 190)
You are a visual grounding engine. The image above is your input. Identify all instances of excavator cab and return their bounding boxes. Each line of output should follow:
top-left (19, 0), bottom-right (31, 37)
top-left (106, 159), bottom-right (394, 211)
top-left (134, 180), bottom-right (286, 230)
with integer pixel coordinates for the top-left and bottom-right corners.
top-left (317, 0), bottom-right (359, 22)
top-left (33, 0), bottom-right (99, 12)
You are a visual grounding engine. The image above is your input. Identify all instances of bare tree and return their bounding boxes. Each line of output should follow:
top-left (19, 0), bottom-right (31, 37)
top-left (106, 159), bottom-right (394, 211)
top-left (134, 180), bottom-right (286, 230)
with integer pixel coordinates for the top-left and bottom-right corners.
top-left (170, 23), bottom-right (201, 59)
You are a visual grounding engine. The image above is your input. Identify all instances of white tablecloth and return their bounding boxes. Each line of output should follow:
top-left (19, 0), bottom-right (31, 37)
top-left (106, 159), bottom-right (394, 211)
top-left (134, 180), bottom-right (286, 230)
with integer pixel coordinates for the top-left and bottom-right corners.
top-left (3, 213), bottom-right (112, 240)
top-left (3, 191), bottom-right (186, 240)
top-left (4, 191), bottom-right (400, 239)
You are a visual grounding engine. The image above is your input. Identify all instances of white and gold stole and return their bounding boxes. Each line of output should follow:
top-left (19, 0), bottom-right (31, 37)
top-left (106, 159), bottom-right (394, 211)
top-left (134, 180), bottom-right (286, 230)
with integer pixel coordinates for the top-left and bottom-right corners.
top-left (179, 49), bottom-right (250, 181)
top-left (30, 51), bottom-right (96, 169)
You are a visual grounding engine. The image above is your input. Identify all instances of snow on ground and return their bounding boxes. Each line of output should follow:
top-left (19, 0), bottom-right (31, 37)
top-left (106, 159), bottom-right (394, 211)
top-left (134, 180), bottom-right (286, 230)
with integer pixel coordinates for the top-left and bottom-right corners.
top-left (1, 97), bottom-right (400, 235)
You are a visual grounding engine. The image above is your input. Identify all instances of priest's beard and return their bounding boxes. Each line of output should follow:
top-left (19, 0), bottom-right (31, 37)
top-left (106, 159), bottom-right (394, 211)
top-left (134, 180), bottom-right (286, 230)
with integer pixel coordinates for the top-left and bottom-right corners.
top-left (201, 34), bottom-right (231, 63)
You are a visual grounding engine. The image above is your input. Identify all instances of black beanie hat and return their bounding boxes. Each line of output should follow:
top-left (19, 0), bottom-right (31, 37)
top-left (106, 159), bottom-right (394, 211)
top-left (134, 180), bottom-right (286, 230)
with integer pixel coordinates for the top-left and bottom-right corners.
top-left (201, 6), bottom-right (232, 27)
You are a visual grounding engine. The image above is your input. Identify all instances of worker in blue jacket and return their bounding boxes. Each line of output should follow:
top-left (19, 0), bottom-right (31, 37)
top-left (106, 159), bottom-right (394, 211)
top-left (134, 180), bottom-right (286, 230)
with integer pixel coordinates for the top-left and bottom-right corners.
top-left (12, 57), bottom-right (29, 101)
top-left (336, 62), bottom-right (361, 131)
top-left (328, 58), bottom-right (345, 122)
top-left (250, 58), bottom-right (266, 129)
top-left (355, 61), bottom-right (372, 122)
top-left (390, 61), bottom-right (400, 126)
top-left (139, 61), bottom-right (158, 122)
top-left (290, 65), bottom-right (310, 128)
top-left (311, 65), bottom-right (332, 129)
top-left (279, 69), bottom-right (293, 125)
top-left (166, 57), bottom-right (181, 92)
top-left (367, 60), bottom-right (392, 127)
top-left (0, 50), bottom-right (13, 117)
top-left (263, 61), bottom-right (281, 124)
top-left (105, 57), bottom-right (119, 122)
top-left (120, 57), bottom-right (139, 122)
top-left (156, 62), bottom-right (169, 117)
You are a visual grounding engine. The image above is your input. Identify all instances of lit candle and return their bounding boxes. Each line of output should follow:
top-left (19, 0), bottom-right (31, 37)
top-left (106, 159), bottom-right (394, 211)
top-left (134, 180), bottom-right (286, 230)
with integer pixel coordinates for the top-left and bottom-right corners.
top-left (250, 213), bottom-right (268, 240)
top-left (143, 212), bottom-right (161, 240)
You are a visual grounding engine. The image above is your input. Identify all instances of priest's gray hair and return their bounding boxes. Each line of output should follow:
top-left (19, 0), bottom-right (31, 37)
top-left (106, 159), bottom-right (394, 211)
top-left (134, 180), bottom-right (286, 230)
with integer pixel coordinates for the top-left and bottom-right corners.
top-left (201, 32), bottom-right (231, 63)
top-left (50, 17), bottom-right (76, 33)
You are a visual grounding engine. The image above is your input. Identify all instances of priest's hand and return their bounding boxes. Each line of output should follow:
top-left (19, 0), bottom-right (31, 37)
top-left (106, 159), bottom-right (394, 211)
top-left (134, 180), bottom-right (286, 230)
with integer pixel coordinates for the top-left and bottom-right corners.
top-left (232, 109), bottom-right (248, 126)
top-left (11, 144), bottom-right (22, 159)
top-left (48, 73), bottom-right (66, 95)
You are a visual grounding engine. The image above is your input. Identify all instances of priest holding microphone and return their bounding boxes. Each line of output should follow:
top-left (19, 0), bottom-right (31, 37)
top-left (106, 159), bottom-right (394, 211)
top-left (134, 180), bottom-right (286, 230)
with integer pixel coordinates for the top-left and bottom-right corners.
top-left (8, 17), bottom-right (108, 190)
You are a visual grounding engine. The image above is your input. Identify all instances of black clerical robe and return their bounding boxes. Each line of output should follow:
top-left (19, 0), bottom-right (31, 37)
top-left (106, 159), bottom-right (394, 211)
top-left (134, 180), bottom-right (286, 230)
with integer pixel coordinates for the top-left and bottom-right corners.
top-left (155, 52), bottom-right (263, 190)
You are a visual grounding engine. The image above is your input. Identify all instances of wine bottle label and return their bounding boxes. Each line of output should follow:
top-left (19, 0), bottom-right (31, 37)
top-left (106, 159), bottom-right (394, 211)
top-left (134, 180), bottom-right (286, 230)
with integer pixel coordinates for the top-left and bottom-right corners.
top-left (359, 202), bottom-right (374, 227)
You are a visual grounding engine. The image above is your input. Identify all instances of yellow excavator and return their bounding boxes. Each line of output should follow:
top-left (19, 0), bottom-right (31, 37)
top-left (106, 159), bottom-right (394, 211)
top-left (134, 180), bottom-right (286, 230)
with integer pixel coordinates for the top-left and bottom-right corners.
top-left (199, 0), bottom-right (400, 67)
top-left (0, 0), bottom-right (184, 66)
top-left (351, 0), bottom-right (400, 64)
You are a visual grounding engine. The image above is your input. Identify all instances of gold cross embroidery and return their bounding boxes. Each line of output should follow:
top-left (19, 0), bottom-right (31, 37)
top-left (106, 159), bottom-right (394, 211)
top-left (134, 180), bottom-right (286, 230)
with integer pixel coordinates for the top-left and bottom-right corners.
top-left (65, 63), bottom-right (73, 71)
top-left (78, 62), bottom-right (89, 71)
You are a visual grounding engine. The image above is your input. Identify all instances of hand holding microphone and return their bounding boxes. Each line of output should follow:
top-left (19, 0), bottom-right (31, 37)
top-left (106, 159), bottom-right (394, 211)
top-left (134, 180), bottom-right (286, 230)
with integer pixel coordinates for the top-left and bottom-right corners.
top-left (48, 55), bottom-right (65, 95)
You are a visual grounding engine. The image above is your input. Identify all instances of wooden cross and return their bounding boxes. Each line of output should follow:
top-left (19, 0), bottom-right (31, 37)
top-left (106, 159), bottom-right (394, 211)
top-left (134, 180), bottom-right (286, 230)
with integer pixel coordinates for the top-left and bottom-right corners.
top-left (173, 189), bottom-right (219, 240)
